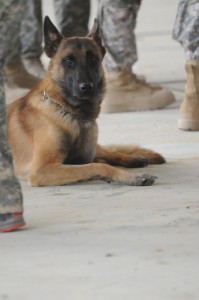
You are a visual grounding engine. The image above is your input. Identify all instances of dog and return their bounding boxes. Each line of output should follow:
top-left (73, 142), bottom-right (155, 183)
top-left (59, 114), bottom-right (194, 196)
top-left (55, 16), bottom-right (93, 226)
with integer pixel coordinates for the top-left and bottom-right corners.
top-left (7, 16), bottom-right (165, 187)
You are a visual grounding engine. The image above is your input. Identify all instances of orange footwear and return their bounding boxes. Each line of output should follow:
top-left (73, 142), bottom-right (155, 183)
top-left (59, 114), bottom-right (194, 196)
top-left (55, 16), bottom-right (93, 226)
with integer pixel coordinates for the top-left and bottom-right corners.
top-left (0, 213), bottom-right (25, 233)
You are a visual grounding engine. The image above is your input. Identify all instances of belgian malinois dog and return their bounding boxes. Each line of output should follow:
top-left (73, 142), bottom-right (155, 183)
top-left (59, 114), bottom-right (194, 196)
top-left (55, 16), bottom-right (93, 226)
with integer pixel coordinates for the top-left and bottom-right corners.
top-left (7, 17), bottom-right (165, 187)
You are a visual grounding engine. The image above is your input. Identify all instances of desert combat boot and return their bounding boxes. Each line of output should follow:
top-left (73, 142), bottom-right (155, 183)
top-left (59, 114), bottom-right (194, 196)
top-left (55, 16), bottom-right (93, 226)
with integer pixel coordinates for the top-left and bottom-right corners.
top-left (23, 57), bottom-right (46, 79)
top-left (178, 61), bottom-right (199, 131)
top-left (4, 58), bottom-right (40, 89)
top-left (101, 71), bottom-right (175, 113)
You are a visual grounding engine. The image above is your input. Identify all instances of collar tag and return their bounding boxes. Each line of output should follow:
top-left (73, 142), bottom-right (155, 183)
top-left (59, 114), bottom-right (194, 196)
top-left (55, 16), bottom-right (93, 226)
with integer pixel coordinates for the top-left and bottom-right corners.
top-left (43, 90), bottom-right (48, 100)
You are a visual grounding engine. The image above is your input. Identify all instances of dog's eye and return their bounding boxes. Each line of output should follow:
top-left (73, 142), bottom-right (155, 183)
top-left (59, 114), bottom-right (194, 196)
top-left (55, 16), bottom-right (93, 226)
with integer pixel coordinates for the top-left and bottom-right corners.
top-left (88, 56), bottom-right (97, 65)
top-left (63, 58), bottom-right (74, 67)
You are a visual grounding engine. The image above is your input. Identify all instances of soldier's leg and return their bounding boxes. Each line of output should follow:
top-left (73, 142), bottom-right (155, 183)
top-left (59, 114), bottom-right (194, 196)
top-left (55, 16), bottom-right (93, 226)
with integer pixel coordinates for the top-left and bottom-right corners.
top-left (53, 0), bottom-right (90, 37)
top-left (99, 0), bottom-right (141, 72)
top-left (0, 0), bottom-right (25, 232)
top-left (173, 0), bottom-right (199, 131)
top-left (3, 0), bottom-right (41, 90)
top-left (20, 0), bottom-right (45, 79)
top-left (98, 0), bottom-right (175, 113)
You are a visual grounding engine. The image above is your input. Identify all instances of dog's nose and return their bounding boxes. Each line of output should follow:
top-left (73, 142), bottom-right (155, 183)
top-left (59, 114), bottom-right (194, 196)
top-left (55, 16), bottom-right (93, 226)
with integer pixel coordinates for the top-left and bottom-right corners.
top-left (79, 82), bottom-right (94, 93)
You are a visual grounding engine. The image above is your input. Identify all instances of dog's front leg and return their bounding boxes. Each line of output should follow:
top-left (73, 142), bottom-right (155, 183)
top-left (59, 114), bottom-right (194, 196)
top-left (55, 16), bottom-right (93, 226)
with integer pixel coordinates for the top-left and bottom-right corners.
top-left (28, 163), bottom-right (156, 187)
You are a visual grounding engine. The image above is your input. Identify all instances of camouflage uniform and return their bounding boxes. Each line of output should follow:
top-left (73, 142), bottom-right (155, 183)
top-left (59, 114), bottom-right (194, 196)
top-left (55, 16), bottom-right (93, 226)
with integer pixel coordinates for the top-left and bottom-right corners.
top-left (0, 0), bottom-right (24, 213)
top-left (21, 0), bottom-right (43, 59)
top-left (54, 0), bottom-right (90, 37)
top-left (4, 0), bottom-right (42, 63)
top-left (98, 0), bottom-right (142, 72)
top-left (173, 0), bottom-right (199, 61)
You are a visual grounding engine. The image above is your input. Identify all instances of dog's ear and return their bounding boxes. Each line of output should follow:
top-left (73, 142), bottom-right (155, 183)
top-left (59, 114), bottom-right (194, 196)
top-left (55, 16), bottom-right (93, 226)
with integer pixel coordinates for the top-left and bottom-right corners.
top-left (44, 16), bottom-right (63, 58)
top-left (87, 19), bottom-right (106, 58)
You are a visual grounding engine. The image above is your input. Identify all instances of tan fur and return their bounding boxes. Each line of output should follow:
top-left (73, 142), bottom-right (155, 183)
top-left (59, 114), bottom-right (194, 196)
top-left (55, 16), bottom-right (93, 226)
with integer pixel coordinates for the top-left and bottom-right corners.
top-left (95, 144), bottom-right (165, 165)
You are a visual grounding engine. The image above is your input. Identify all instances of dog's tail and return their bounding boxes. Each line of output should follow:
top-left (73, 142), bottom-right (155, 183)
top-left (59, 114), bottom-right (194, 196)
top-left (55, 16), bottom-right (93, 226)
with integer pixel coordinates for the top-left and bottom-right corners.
top-left (95, 144), bottom-right (165, 167)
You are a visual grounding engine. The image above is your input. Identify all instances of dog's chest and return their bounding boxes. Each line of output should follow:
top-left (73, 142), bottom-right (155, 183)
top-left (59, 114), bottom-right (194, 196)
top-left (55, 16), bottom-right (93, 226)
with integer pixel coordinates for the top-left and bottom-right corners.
top-left (62, 119), bottom-right (98, 164)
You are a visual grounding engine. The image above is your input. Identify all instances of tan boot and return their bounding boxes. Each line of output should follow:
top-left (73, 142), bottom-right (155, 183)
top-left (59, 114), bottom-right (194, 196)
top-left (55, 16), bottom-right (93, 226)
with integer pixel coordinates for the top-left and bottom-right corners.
top-left (101, 71), bottom-right (175, 113)
top-left (23, 57), bottom-right (46, 79)
top-left (4, 59), bottom-right (40, 89)
top-left (178, 61), bottom-right (199, 131)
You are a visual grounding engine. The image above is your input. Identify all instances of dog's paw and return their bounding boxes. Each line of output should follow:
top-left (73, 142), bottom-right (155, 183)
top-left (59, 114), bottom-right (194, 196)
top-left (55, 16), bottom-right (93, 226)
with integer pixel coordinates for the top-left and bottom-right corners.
top-left (125, 157), bottom-right (149, 168)
top-left (134, 174), bottom-right (157, 186)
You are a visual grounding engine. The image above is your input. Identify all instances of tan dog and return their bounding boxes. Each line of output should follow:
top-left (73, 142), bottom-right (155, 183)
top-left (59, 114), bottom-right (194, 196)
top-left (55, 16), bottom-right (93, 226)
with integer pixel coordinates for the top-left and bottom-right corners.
top-left (7, 17), bottom-right (165, 187)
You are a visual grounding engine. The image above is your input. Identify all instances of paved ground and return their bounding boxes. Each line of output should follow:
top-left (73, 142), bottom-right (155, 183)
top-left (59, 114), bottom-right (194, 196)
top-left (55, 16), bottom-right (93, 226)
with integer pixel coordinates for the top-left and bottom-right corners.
top-left (1, 1), bottom-right (199, 300)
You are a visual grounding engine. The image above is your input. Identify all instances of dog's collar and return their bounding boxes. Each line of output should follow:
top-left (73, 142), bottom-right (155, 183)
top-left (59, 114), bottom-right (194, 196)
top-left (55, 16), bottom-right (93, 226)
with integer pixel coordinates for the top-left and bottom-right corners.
top-left (42, 91), bottom-right (69, 115)
top-left (42, 91), bottom-right (94, 122)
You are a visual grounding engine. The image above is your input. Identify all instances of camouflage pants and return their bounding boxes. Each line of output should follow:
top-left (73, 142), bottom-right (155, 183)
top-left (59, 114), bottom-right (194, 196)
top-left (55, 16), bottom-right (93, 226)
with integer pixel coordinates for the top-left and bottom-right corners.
top-left (7, 0), bottom-right (90, 62)
top-left (0, 0), bottom-right (24, 213)
top-left (98, 0), bottom-right (142, 72)
top-left (21, 0), bottom-right (43, 59)
top-left (173, 0), bottom-right (199, 61)
top-left (54, 0), bottom-right (90, 37)
top-left (6, 0), bottom-right (42, 62)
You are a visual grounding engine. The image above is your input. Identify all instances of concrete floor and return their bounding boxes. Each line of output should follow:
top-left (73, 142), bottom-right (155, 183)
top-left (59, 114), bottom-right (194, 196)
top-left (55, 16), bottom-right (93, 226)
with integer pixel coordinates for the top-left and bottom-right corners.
top-left (1, 1), bottom-right (199, 300)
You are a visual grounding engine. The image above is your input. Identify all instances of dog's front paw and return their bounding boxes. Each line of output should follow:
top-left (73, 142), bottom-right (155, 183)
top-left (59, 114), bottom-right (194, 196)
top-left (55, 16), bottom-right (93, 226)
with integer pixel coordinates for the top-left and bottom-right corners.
top-left (134, 174), bottom-right (157, 186)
